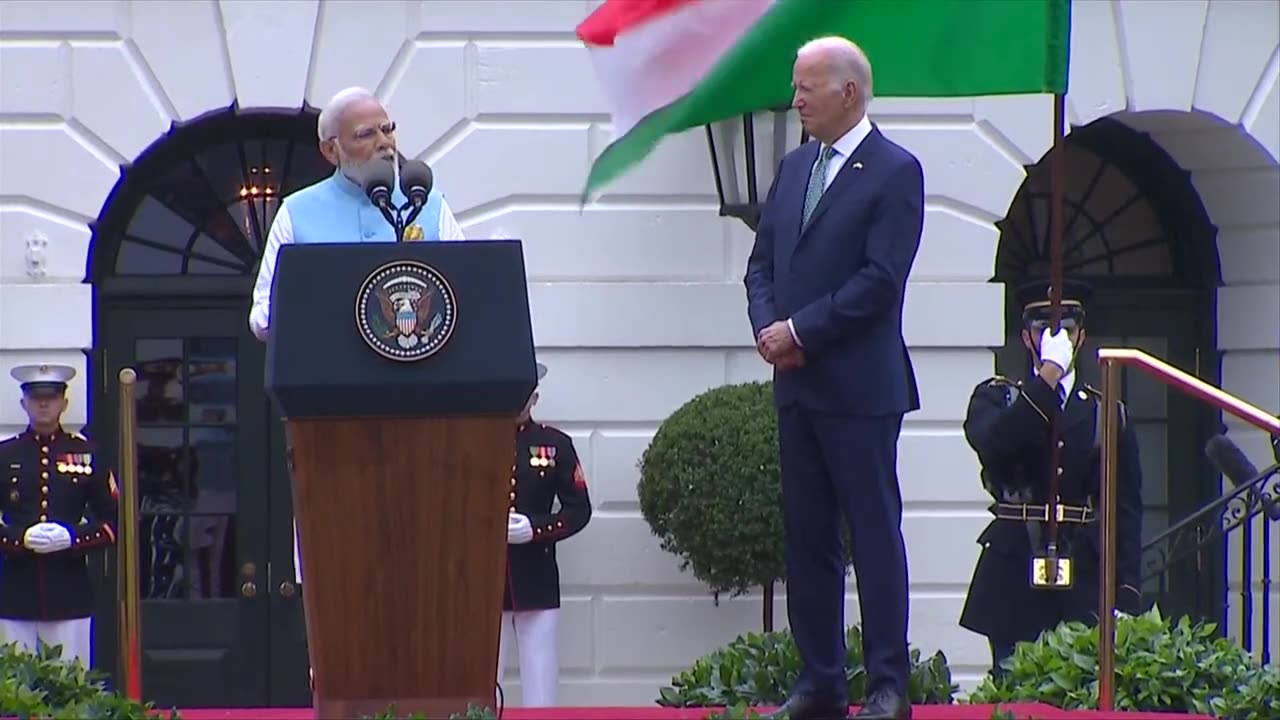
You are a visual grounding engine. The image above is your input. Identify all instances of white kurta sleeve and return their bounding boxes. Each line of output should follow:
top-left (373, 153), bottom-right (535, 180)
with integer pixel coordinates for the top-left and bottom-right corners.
top-left (249, 204), bottom-right (294, 341)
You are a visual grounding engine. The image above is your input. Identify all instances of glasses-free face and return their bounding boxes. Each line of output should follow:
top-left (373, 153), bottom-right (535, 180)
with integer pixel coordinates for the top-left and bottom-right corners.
top-left (20, 392), bottom-right (67, 429)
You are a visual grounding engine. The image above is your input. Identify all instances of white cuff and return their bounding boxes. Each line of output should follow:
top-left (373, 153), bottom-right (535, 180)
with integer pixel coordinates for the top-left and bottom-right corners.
top-left (786, 318), bottom-right (803, 347)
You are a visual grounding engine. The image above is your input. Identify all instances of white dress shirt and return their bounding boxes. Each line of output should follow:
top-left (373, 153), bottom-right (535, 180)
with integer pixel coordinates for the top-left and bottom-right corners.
top-left (248, 198), bottom-right (466, 341)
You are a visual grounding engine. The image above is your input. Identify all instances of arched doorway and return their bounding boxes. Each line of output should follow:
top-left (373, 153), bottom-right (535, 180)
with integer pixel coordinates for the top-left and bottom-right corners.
top-left (88, 107), bottom-right (329, 707)
top-left (993, 116), bottom-right (1222, 623)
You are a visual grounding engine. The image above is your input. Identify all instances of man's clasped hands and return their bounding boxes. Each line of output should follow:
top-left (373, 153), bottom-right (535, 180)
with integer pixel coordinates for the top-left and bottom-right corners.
top-left (756, 320), bottom-right (806, 371)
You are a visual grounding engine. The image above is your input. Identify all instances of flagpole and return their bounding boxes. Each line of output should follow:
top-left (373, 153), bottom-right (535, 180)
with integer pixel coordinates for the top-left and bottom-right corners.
top-left (1044, 91), bottom-right (1066, 585)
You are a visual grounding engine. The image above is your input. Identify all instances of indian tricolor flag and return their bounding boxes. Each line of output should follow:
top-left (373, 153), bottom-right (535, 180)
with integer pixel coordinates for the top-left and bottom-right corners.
top-left (577, 0), bottom-right (1071, 198)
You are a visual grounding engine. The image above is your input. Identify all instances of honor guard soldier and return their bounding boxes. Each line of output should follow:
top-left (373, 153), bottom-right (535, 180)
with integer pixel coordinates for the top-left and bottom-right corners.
top-left (958, 279), bottom-right (1145, 673)
top-left (0, 365), bottom-right (118, 666)
top-left (499, 362), bottom-right (593, 707)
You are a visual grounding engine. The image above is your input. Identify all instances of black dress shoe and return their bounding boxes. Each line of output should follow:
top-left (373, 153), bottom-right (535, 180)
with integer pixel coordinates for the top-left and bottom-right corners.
top-left (853, 688), bottom-right (911, 720)
top-left (763, 692), bottom-right (850, 720)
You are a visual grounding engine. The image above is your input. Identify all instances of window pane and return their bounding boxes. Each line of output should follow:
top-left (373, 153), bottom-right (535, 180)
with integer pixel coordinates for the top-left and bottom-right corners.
top-left (105, 111), bottom-right (329, 278)
top-left (188, 338), bottom-right (238, 425)
top-left (184, 427), bottom-right (238, 600)
top-left (136, 339), bottom-right (185, 424)
top-left (138, 426), bottom-right (190, 599)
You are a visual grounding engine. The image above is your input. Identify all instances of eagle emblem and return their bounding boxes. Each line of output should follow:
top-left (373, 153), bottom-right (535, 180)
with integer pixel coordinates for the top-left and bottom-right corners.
top-left (355, 260), bottom-right (458, 362)
top-left (375, 285), bottom-right (435, 349)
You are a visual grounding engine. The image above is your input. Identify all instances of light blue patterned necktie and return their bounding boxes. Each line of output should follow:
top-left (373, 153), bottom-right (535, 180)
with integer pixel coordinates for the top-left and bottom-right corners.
top-left (802, 144), bottom-right (835, 227)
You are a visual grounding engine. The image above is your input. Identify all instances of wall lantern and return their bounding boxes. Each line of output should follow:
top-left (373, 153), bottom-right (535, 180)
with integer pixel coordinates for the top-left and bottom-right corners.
top-left (237, 164), bottom-right (280, 239)
top-left (704, 106), bottom-right (808, 232)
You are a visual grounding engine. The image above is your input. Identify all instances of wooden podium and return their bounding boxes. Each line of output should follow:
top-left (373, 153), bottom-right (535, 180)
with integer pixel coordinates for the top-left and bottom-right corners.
top-left (264, 240), bottom-right (538, 719)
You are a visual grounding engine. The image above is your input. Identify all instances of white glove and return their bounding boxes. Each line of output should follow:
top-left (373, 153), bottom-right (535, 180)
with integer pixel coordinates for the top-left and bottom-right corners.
top-left (507, 513), bottom-right (533, 545)
top-left (24, 523), bottom-right (72, 554)
top-left (1039, 327), bottom-right (1074, 373)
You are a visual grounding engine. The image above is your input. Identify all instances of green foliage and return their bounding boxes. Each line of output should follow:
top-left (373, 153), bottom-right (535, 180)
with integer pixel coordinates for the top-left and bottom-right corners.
top-left (638, 381), bottom-right (793, 598)
top-left (363, 703), bottom-right (496, 720)
top-left (988, 709), bottom-right (1039, 720)
top-left (656, 626), bottom-right (957, 707)
top-left (0, 641), bottom-right (180, 719)
top-left (968, 606), bottom-right (1280, 720)
top-left (447, 706), bottom-right (498, 720)
top-left (705, 703), bottom-right (766, 719)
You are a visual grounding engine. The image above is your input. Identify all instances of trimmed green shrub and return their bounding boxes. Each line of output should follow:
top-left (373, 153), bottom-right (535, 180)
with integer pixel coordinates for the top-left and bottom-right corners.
top-left (968, 607), bottom-right (1280, 719)
top-left (656, 626), bottom-right (957, 708)
top-left (639, 381), bottom-right (853, 631)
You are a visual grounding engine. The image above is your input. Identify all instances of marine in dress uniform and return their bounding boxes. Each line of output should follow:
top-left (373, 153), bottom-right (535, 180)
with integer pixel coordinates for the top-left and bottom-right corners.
top-left (958, 279), bottom-right (1145, 673)
top-left (498, 363), bottom-right (593, 707)
top-left (0, 365), bottom-right (118, 666)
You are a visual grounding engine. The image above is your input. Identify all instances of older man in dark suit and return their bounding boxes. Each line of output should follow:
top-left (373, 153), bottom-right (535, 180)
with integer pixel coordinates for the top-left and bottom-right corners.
top-left (744, 36), bottom-right (924, 720)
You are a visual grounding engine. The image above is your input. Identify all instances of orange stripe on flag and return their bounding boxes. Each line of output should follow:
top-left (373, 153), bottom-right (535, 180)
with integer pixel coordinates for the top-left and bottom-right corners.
top-left (575, 0), bottom-right (697, 47)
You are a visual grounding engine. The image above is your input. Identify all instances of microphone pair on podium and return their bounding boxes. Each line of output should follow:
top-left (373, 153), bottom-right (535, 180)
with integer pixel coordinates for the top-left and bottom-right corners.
top-left (362, 156), bottom-right (434, 242)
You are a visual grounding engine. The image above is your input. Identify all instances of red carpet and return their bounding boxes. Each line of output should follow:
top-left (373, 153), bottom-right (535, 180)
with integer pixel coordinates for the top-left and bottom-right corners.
top-left (173, 705), bottom-right (1211, 719)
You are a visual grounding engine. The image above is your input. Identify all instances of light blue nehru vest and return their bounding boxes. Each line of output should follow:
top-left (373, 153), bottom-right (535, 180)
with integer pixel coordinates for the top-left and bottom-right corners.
top-left (283, 170), bottom-right (444, 244)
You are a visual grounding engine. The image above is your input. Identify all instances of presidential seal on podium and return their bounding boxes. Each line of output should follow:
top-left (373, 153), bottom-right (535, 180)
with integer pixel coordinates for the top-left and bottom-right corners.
top-left (355, 260), bottom-right (457, 362)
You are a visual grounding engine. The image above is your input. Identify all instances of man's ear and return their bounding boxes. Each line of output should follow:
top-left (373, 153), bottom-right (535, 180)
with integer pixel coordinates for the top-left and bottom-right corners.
top-left (19, 397), bottom-right (28, 414)
top-left (1021, 328), bottom-right (1034, 352)
top-left (319, 139), bottom-right (339, 167)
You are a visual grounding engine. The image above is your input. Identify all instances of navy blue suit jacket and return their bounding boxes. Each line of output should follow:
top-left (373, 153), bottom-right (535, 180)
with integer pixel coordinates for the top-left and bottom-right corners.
top-left (744, 126), bottom-right (924, 417)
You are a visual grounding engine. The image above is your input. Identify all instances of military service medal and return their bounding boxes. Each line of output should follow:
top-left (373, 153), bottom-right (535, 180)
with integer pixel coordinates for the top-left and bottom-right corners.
top-left (56, 453), bottom-right (93, 474)
top-left (529, 446), bottom-right (557, 468)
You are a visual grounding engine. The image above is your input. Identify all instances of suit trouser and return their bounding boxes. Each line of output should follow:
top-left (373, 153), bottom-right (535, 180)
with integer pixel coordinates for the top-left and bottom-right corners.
top-left (496, 608), bottom-right (560, 707)
top-left (778, 406), bottom-right (911, 698)
top-left (0, 617), bottom-right (92, 666)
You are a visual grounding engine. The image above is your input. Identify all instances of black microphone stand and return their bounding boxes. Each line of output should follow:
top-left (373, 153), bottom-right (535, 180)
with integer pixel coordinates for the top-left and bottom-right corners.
top-left (370, 193), bottom-right (428, 243)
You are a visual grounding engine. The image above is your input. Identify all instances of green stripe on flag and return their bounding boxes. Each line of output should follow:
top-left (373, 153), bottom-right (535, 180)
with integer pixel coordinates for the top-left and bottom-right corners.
top-left (584, 0), bottom-right (1071, 198)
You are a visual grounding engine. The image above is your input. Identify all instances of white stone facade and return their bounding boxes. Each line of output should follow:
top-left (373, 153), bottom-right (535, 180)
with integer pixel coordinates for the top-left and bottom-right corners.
top-left (0, 0), bottom-right (1276, 705)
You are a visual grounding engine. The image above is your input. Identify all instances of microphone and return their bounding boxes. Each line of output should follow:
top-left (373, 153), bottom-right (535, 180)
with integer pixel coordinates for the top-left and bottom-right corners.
top-left (399, 160), bottom-right (433, 208)
top-left (362, 157), bottom-right (397, 209)
top-left (1205, 434), bottom-right (1280, 521)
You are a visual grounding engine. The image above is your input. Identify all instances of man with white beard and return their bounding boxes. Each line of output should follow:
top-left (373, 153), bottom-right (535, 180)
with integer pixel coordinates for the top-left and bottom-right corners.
top-left (249, 86), bottom-right (466, 341)
top-left (247, 86), bottom-right (468, 688)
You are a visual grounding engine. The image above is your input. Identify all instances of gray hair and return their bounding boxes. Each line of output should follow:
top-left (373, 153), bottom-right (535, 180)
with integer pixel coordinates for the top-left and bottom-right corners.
top-left (317, 86), bottom-right (379, 142)
top-left (797, 36), bottom-right (874, 105)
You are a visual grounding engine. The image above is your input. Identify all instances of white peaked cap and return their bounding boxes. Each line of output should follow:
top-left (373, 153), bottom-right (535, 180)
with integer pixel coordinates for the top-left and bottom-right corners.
top-left (10, 363), bottom-right (76, 386)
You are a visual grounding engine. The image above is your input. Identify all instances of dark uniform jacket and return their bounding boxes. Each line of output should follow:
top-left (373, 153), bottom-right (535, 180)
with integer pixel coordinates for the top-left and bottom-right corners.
top-left (504, 420), bottom-right (592, 612)
top-left (0, 427), bottom-right (118, 621)
top-left (958, 374), bottom-right (1144, 644)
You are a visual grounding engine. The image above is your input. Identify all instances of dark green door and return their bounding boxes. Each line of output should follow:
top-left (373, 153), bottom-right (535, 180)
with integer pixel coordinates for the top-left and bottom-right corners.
top-left (1084, 291), bottom-right (1219, 623)
top-left (100, 305), bottom-right (274, 706)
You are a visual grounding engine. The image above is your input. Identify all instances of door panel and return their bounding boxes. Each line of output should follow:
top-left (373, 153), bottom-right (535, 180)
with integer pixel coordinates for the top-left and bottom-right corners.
top-left (267, 401), bottom-right (311, 706)
top-left (104, 307), bottom-right (270, 707)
